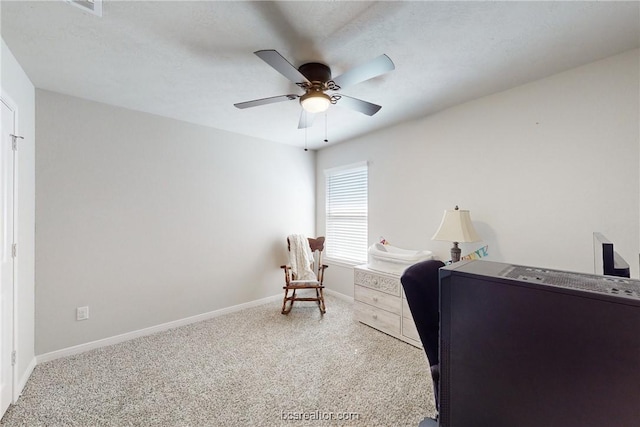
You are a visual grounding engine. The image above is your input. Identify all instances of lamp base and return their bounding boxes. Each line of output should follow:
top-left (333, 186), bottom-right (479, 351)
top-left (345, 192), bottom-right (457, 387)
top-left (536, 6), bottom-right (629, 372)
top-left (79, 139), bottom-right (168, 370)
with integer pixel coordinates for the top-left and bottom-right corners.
top-left (451, 242), bottom-right (461, 263)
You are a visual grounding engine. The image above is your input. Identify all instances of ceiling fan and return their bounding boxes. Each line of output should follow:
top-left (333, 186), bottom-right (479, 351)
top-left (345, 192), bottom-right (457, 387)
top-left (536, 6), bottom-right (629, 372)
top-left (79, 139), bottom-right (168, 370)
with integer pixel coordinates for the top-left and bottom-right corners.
top-left (234, 50), bottom-right (395, 129)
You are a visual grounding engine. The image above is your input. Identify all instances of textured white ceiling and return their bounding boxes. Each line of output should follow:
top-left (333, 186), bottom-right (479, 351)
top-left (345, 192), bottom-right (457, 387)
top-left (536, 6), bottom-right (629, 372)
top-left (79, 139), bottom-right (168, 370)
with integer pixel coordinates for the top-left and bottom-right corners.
top-left (2, 1), bottom-right (639, 150)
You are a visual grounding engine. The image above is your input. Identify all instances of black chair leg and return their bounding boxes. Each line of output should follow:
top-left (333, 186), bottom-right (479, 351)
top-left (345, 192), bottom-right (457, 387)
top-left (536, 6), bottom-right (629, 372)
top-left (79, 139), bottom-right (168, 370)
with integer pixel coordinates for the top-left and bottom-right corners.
top-left (418, 416), bottom-right (438, 427)
top-left (431, 364), bottom-right (440, 411)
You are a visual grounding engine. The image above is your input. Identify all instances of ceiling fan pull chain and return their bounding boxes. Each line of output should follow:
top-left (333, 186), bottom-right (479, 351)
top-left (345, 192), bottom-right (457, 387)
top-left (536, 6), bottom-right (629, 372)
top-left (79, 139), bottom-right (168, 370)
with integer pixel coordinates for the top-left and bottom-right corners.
top-left (304, 114), bottom-right (308, 151)
top-left (324, 113), bottom-right (328, 143)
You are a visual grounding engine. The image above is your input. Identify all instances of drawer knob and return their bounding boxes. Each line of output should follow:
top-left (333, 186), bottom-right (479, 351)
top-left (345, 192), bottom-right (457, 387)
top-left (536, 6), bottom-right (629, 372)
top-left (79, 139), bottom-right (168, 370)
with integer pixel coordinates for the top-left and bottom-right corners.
top-left (373, 297), bottom-right (379, 302)
top-left (373, 314), bottom-right (378, 320)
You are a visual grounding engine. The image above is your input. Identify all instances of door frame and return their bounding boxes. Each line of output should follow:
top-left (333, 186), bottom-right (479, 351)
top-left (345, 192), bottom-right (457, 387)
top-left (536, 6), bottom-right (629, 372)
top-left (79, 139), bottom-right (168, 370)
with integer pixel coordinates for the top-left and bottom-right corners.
top-left (1, 89), bottom-right (19, 410)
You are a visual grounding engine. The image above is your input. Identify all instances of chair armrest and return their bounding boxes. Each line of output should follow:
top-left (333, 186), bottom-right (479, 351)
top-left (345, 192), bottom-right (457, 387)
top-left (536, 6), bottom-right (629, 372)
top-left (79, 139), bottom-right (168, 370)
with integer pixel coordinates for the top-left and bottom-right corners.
top-left (281, 264), bottom-right (292, 285)
top-left (317, 264), bottom-right (329, 285)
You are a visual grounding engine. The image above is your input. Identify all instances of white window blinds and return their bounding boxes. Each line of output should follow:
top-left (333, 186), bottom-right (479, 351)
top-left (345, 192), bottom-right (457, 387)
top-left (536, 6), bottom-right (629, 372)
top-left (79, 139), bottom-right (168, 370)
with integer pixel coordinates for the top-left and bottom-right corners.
top-left (325, 163), bottom-right (368, 264)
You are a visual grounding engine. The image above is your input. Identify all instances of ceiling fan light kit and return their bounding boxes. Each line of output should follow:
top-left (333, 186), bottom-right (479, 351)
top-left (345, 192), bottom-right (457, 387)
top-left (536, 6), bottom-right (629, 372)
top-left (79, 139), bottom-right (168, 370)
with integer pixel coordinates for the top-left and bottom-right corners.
top-left (300, 90), bottom-right (331, 113)
top-left (234, 49), bottom-right (395, 129)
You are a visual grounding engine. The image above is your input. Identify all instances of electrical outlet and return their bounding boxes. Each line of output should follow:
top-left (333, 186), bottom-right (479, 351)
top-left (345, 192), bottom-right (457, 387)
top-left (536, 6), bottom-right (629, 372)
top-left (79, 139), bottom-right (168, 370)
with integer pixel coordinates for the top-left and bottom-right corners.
top-left (76, 306), bottom-right (89, 321)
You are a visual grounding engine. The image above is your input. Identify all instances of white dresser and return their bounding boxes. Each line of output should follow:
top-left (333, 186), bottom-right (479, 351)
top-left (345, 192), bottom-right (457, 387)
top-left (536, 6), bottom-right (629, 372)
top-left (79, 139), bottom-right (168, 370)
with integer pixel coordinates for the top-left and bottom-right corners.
top-left (353, 265), bottom-right (422, 348)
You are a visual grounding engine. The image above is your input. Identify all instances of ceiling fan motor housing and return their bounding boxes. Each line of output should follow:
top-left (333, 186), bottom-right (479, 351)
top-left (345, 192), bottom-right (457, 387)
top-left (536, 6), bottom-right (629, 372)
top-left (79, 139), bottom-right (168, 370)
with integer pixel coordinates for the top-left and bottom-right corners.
top-left (298, 62), bottom-right (332, 85)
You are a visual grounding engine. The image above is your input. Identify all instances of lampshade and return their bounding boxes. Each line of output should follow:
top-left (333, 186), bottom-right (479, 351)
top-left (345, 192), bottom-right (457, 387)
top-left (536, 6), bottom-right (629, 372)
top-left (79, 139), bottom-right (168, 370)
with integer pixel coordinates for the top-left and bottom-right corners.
top-left (300, 91), bottom-right (331, 113)
top-left (432, 206), bottom-right (481, 243)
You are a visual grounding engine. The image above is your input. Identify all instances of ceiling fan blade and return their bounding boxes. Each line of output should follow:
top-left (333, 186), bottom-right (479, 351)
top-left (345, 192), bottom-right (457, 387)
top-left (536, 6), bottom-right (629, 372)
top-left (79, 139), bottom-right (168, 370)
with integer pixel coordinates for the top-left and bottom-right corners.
top-left (234, 94), bottom-right (299, 109)
top-left (298, 111), bottom-right (316, 129)
top-left (336, 94), bottom-right (382, 116)
top-left (254, 50), bottom-right (310, 85)
top-left (331, 54), bottom-right (395, 89)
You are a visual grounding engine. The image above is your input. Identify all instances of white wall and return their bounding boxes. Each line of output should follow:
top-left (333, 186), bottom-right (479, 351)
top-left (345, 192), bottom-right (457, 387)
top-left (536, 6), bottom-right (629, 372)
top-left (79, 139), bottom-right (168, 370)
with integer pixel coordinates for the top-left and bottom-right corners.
top-left (35, 90), bottom-right (315, 355)
top-left (317, 49), bottom-right (640, 297)
top-left (1, 39), bottom-right (36, 393)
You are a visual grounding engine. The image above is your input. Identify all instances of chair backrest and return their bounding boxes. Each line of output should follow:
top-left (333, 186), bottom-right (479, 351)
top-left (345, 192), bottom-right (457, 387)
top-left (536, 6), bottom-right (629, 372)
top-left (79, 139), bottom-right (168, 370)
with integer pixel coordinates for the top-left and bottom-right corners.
top-left (401, 259), bottom-right (445, 367)
top-left (308, 237), bottom-right (325, 277)
top-left (287, 236), bottom-right (325, 279)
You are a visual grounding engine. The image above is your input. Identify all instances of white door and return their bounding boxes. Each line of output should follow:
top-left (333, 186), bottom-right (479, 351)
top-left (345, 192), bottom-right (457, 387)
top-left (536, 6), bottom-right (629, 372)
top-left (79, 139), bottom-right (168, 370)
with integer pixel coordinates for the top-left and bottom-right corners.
top-left (0, 96), bottom-right (16, 418)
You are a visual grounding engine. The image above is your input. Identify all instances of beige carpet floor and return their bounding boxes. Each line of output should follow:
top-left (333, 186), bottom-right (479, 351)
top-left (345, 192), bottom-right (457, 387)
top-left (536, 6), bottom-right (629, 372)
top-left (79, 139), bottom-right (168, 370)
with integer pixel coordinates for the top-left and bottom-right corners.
top-left (0, 294), bottom-right (436, 426)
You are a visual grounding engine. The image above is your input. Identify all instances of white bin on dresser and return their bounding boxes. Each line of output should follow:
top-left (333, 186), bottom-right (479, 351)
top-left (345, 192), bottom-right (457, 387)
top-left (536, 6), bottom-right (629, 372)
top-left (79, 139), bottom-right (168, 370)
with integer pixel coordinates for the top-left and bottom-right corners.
top-left (367, 243), bottom-right (433, 275)
top-left (353, 264), bottom-right (422, 348)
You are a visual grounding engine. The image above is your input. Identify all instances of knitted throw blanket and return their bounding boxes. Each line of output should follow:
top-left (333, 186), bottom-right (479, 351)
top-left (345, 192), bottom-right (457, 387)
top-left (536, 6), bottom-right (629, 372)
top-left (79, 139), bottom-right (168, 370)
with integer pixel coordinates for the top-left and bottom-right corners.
top-left (288, 234), bottom-right (317, 281)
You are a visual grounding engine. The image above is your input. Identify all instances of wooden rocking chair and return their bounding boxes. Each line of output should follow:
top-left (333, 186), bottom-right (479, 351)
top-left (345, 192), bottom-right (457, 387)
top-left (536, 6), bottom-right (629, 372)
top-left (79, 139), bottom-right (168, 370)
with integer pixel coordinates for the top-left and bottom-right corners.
top-left (281, 236), bottom-right (328, 314)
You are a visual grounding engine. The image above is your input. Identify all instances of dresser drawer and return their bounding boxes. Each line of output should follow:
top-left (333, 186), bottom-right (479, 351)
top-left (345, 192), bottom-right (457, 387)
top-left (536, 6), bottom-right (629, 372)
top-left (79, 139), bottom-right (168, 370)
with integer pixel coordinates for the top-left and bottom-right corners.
top-left (402, 316), bottom-right (421, 343)
top-left (354, 268), bottom-right (400, 296)
top-left (355, 285), bottom-right (402, 315)
top-left (355, 301), bottom-right (401, 336)
top-left (402, 297), bottom-right (414, 320)
top-left (401, 293), bottom-right (422, 345)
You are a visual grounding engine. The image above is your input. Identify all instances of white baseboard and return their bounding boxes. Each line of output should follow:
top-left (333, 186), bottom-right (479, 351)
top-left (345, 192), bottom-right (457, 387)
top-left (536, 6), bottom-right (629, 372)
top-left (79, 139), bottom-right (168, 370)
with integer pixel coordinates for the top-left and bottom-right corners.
top-left (325, 288), bottom-right (354, 302)
top-left (35, 291), bottom-right (351, 365)
top-left (14, 356), bottom-right (36, 402)
top-left (36, 294), bottom-right (282, 364)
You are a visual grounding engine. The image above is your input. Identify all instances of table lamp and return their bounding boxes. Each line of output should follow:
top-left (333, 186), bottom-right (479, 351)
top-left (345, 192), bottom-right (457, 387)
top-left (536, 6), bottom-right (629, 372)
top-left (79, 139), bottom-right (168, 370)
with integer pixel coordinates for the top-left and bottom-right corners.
top-left (432, 205), bottom-right (481, 263)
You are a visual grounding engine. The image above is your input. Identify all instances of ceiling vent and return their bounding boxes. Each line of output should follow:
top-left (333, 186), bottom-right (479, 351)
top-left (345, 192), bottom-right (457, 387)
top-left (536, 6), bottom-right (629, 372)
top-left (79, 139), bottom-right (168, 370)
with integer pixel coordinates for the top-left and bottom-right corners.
top-left (65, 0), bottom-right (102, 17)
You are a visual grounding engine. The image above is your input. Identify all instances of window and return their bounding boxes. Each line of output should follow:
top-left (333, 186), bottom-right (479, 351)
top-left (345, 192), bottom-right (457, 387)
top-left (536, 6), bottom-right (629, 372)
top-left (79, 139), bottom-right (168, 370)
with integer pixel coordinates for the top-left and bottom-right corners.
top-left (325, 163), bottom-right (368, 264)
